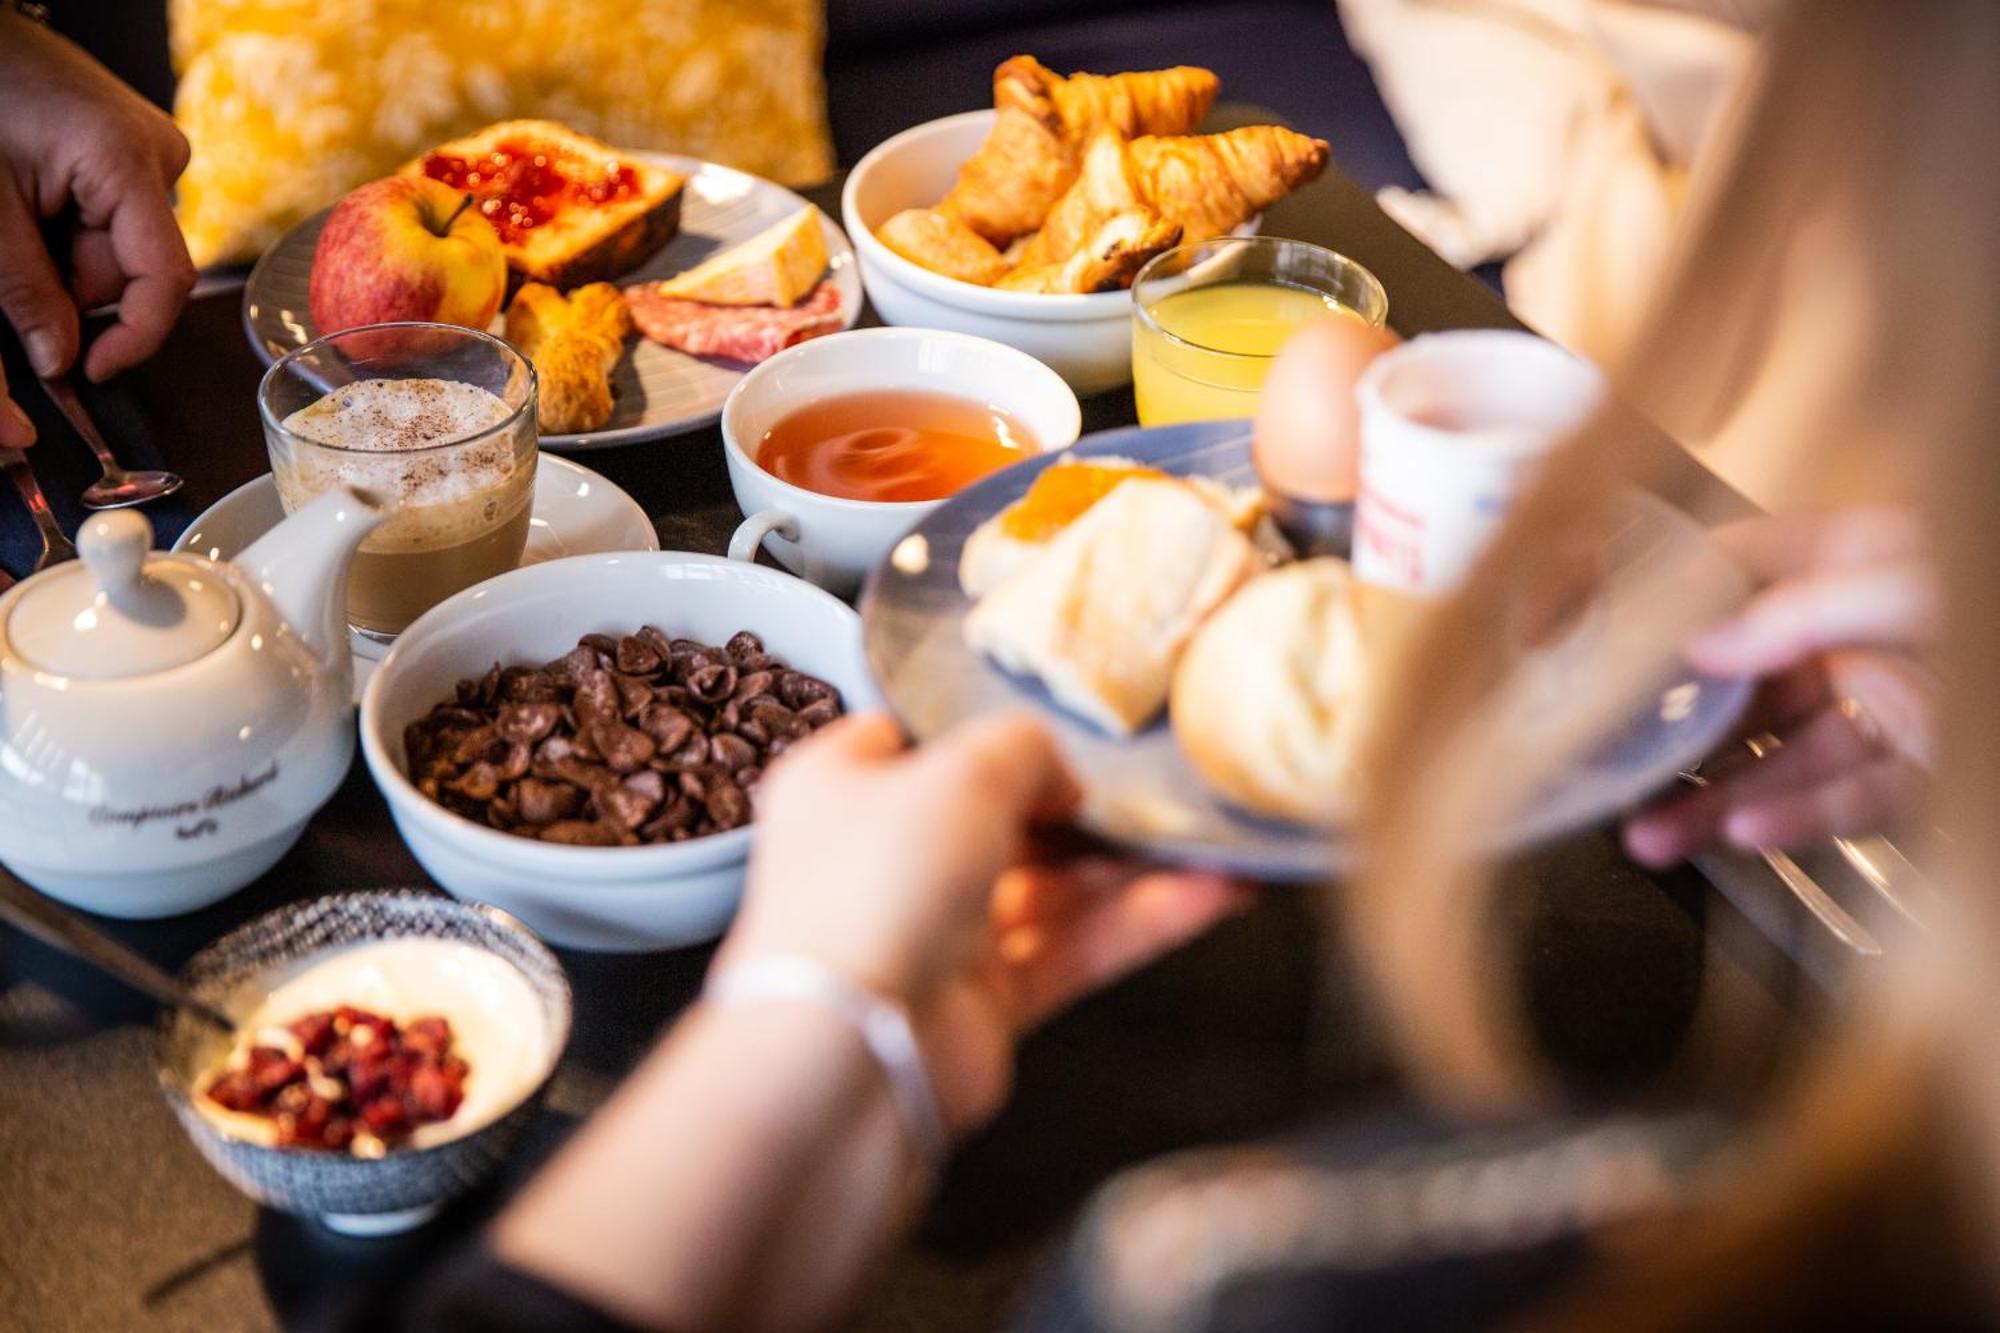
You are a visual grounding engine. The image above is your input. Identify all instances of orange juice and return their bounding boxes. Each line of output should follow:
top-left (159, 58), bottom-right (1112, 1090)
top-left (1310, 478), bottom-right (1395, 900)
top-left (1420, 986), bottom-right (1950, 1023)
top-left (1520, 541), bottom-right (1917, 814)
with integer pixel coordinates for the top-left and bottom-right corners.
top-left (1133, 281), bottom-right (1362, 425)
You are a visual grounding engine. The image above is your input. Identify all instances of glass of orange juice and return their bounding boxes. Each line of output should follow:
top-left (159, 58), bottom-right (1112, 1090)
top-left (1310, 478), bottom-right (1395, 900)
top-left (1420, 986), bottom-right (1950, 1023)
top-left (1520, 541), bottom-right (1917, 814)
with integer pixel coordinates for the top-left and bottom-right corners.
top-left (1131, 237), bottom-right (1388, 426)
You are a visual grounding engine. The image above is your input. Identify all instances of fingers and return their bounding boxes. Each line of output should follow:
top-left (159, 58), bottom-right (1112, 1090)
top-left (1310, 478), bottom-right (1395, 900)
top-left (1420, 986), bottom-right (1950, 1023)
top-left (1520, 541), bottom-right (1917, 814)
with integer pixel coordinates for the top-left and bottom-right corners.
top-left (788, 711), bottom-right (907, 765)
top-left (0, 177), bottom-right (78, 380)
top-left (0, 374), bottom-right (33, 448)
top-left (1689, 562), bottom-right (1936, 678)
top-left (1725, 756), bottom-right (1917, 848)
top-left (81, 176), bottom-right (195, 381)
top-left (930, 712), bottom-right (1082, 824)
top-left (1623, 705), bottom-right (1918, 866)
top-left (1002, 871), bottom-right (1250, 1028)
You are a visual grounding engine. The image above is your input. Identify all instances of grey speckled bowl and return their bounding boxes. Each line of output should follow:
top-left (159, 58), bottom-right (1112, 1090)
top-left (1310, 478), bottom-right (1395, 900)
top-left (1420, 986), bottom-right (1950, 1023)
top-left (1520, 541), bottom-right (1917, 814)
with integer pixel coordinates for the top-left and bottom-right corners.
top-left (157, 890), bottom-right (571, 1235)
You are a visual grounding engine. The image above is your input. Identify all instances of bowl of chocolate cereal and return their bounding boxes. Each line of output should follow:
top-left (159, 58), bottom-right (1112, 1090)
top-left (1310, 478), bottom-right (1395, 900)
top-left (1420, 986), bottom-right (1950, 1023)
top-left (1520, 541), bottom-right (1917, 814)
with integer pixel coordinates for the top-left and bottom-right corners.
top-left (359, 552), bottom-right (881, 950)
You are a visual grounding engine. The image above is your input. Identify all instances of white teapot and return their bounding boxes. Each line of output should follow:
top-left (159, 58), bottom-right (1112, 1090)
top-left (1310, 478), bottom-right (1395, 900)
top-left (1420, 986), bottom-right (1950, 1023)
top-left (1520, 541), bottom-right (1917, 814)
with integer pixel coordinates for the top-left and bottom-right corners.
top-left (0, 488), bottom-right (384, 917)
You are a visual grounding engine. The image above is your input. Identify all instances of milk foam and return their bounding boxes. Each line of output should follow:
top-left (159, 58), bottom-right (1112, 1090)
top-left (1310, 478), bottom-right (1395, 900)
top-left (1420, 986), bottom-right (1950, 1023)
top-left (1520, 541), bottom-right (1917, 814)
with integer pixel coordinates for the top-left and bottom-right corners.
top-left (195, 937), bottom-right (556, 1150)
top-left (276, 379), bottom-right (531, 553)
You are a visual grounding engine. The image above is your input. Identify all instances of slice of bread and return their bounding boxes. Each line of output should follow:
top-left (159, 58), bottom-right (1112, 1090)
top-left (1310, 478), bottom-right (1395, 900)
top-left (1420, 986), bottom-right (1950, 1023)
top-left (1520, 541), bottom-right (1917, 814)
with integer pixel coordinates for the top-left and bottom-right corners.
top-left (406, 120), bottom-right (685, 289)
top-left (652, 206), bottom-right (827, 306)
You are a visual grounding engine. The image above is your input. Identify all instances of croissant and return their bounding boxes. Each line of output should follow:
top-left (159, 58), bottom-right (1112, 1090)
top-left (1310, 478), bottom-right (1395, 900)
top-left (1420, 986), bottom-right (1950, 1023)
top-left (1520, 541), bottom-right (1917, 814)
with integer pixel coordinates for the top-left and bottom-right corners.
top-left (1033, 56), bottom-right (1218, 143)
top-left (995, 211), bottom-right (1181, 294)
top-left (1127, 125), bottom-right (1330, 244)
top-left (877, 208), bottom-right (1010, 286)
top-left (1011, 128), bottom-right (1144, 271)
top-left (940, 56), bottom-right (1221, 246)
top-left (505, 282), bottom-right (631, 434)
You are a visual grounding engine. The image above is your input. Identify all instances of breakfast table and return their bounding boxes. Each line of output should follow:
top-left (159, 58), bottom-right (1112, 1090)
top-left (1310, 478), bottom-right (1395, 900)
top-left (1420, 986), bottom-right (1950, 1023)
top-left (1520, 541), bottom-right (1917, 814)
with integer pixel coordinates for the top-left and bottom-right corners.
top-left (0, 146), bottom-right (1823, 1333)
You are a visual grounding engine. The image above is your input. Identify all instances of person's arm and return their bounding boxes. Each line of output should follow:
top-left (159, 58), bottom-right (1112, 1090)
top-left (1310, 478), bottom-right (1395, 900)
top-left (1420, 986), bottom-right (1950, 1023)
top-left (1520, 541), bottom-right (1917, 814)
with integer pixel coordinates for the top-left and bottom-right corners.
top-left (0, 11), bottom-right (195, 446)
top-left (1624, 506), bottom-right (1936, 865)
top-left (489, 713), bottom-right (1248, 1331)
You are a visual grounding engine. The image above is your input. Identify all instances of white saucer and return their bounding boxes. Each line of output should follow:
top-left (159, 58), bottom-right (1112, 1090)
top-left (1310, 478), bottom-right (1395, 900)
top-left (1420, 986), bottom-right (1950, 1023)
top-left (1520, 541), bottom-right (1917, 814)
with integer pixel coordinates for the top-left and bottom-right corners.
top-left (174, 455), bottom-right (657, 694)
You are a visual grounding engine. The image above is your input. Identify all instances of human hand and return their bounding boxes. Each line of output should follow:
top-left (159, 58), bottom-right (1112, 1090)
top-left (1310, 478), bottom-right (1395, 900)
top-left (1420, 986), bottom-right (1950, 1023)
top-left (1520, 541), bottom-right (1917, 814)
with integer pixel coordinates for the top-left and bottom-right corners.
top-left (1624, 507), bottom-right (1937, 867)
top-left (0, 15), bottom-right (195, 448)
top-left (719, 712), bottom-right (1251, 1135)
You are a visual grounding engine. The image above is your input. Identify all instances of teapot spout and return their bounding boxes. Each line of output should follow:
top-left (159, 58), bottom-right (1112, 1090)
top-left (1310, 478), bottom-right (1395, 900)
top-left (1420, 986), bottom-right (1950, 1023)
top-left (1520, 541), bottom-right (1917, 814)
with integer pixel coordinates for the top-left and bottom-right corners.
top-left (238, 487), bottom-right (385, 665)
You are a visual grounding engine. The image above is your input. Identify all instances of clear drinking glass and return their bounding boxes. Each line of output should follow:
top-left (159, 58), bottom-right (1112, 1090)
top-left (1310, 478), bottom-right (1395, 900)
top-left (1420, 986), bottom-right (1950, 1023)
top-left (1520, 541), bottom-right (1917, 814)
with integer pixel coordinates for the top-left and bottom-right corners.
top-left (258, 323), bottom-right (538, 643)
top-left (1131, 236), bottom-right (1388, 426)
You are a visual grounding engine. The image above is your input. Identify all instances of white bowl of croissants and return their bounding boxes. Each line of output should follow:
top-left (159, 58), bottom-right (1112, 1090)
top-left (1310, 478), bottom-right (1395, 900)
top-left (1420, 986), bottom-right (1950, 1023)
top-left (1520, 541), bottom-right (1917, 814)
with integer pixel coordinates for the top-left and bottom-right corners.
top-left (841, 56), bottom-right (1332, 394)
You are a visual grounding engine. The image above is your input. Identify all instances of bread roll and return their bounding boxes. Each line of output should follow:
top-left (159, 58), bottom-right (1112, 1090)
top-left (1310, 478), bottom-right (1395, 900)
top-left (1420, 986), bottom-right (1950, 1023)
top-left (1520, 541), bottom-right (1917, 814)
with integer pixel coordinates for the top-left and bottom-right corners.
top-left (1171, 558), bottom-right (1371, 824)
top-left (965, 478), bottom-right (1261, 735)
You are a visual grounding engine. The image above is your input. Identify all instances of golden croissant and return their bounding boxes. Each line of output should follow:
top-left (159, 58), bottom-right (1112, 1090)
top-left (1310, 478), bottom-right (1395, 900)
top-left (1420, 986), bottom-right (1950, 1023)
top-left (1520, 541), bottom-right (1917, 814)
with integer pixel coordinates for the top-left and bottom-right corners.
top-left (877, 208), bottom-right (1010, 286)
top-left (940, 56), bottom-right (1219, 246)
top-left (1018, 124), bottom-right (1331, 271)
top-left (995, 211), bottom-right (1182, 294)
top-left (1127, 125), bottom-right (1330, 244)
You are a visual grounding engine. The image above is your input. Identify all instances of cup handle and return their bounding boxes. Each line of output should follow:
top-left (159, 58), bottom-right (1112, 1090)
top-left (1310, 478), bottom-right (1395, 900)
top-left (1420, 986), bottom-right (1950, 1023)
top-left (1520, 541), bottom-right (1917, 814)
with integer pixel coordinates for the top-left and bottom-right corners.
top-left (728, 509), bottom-right (799, 565)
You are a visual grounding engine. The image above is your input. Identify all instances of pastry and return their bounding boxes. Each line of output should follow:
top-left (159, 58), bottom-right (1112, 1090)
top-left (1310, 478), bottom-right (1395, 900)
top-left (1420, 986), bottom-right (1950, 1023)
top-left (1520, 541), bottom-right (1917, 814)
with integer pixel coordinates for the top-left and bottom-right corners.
top-left (1021, 124), bottom-right (1328, 268)
top-left (939, 56), bottom-right (1219, 246)
top-left (1170, 558), bottom-right (1372, 824)
top-left (408, 120), bottom-right (686, 288)
top-left (1127, 125), bottom-right (1330, 245)
top-left (964, 478), bottom-right (1262, 735)
top-left (650, 207), bottom-right (828, 307)
top-left (877, 208), bottom-right (1010, 286)
top-left (504, 281), bottom-right (632, 434)
top-left (994, 209), bottom-right (1180, 294)
top-left (959, 457), bottom-right (1264, 597)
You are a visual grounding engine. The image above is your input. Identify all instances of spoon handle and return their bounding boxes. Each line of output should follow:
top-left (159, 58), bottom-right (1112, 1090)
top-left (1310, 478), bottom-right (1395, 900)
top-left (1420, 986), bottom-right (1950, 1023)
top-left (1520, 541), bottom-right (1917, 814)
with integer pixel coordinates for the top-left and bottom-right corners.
top-left (37, 374), bottom-right (124, 479)
top-left (0, 446), bottom-right (77, 569)
top-left (0, 865), bottom-right (236, 1034)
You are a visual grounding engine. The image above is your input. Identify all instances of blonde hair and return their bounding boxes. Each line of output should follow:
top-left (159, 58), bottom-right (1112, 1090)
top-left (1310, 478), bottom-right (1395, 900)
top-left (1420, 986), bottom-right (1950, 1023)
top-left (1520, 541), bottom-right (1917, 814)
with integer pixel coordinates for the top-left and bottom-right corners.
top-left (1346, 0), bottom-right (2000, 1315)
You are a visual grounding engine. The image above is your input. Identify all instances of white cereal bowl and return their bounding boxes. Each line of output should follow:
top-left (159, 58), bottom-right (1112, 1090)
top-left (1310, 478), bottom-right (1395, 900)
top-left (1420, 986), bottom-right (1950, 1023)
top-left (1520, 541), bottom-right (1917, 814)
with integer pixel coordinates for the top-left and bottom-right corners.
top-left (843, 110), bottom-right (1185, 395)
top-left (843, 111), bottom-right (1261, 395)
top-left (359, 552), bottom-right (883, 952)
top-left (721, 326), bottom-right (1081, 596)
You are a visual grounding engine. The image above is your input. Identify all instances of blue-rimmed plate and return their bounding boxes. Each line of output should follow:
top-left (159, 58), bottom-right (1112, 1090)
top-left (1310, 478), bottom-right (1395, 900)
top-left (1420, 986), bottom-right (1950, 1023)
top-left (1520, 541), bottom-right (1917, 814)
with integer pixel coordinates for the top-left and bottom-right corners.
top-left (859, 420), bottom-right (1752, 881)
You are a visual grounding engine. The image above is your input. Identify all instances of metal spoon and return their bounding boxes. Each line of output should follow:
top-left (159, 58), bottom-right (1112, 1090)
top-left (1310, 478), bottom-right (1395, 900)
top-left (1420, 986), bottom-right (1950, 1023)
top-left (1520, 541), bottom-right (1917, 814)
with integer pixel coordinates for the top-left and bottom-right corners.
top-left (0, 865), bottom-right (237, 1035)
top-left (38, 375), bottom-right (183, 509)
top-left (1, 445), bottom-right (78, 571)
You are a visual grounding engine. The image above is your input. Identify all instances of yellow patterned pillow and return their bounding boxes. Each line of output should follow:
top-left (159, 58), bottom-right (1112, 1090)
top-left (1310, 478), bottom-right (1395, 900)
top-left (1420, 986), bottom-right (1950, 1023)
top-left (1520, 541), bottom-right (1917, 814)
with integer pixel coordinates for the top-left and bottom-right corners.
top-left (170, 0), bottom-right (834, 267)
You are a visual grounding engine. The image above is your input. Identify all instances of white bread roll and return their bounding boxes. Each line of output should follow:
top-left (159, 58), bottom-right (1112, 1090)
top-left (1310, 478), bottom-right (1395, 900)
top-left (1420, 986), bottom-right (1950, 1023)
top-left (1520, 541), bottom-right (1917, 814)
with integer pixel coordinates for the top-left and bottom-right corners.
top-left (959, 457), bottom-right (1266, 597)
top-left (1170, 558), bottom-right (1371, 824)
top-left (965, 478), bottom-right (1262, 735)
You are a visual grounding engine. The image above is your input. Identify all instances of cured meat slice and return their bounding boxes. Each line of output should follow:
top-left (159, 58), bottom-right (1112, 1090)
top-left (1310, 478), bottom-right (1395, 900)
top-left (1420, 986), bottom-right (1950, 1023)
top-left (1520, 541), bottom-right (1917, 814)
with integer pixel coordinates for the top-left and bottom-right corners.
top-left (624, 280), bottom-right (844, 364)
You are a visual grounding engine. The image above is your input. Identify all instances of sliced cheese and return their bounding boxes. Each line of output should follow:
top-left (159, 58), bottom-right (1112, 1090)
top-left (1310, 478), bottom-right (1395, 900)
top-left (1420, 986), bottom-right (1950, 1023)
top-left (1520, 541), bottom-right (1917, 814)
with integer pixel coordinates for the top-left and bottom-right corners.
top-left (653, 206), bottom-right (828, 307)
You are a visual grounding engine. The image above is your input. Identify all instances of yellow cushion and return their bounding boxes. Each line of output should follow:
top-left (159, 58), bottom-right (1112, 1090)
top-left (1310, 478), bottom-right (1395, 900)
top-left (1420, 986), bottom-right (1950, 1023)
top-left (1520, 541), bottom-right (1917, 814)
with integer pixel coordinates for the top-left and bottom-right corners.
top-left (170, 0), bottom-right (834, 267)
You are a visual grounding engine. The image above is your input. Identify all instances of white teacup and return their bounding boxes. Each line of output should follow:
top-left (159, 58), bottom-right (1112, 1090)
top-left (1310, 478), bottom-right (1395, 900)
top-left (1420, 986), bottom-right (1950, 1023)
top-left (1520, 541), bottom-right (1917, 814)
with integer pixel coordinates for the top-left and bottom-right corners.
top-left (722, 327), bottom-right (1082, 595)
top-left (1352, 330), bottom-right (1607, 596)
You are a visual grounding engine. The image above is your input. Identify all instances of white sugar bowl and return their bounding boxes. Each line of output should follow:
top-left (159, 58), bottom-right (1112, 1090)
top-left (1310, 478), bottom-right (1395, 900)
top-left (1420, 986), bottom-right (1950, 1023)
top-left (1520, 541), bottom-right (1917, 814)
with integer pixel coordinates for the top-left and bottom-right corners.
top-left (0, 492), bottom-right (383, 917)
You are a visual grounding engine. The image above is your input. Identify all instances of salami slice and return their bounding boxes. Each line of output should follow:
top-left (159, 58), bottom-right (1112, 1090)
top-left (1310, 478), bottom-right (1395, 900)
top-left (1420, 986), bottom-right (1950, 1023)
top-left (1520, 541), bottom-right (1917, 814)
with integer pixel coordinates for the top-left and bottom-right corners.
top-left (624, 280), bottom-right (844, 364)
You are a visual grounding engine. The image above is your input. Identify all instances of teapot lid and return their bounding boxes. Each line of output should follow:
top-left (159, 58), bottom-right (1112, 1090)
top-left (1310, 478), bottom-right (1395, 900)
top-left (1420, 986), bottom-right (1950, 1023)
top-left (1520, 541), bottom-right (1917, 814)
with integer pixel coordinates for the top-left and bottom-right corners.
top-left (5, 510), bottom-right (240, 680)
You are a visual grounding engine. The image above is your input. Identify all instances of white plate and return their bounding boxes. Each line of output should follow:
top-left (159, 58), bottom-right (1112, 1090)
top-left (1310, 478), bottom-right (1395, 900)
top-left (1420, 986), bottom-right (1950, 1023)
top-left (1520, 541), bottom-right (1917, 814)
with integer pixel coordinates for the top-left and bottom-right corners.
top-left (241, 155), bottom-right (864, 449)
top-left (861, 421), bottom-right (1754, 881)
top-left (173, 455), bottom-right (657, 693)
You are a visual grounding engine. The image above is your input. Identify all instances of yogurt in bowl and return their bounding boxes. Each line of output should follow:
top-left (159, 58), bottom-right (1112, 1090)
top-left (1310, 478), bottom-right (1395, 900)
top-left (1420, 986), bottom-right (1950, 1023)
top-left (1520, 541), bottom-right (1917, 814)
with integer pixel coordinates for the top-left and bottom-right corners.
top-left (159, 890), bottom-right (570, 1234)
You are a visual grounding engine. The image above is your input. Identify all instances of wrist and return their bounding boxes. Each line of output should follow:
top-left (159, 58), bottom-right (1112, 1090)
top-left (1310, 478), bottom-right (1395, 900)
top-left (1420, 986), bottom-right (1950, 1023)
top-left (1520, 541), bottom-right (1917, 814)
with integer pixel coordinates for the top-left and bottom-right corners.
top-left (702, 954), bottom-right (951, 1176)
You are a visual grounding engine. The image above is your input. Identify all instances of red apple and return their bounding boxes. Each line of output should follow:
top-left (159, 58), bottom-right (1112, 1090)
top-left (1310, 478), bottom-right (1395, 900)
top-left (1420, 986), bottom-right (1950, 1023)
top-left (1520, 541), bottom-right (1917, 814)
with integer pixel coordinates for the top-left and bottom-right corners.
top-left (308, 177), bottom-right (508, 337)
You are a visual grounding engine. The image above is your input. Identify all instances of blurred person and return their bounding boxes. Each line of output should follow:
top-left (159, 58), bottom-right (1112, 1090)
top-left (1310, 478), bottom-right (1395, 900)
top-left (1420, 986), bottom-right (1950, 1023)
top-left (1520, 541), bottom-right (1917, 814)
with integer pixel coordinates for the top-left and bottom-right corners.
top-left (396, 2), bottom-right (1993, 1329)
top-left (0, 9), bottom-right (195, 449)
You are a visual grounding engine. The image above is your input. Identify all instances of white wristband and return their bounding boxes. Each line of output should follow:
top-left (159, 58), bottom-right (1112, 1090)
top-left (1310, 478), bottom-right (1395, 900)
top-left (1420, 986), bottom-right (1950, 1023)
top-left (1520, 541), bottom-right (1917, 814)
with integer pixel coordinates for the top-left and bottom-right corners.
top-left (702, 954), bottom-right (949, 1173)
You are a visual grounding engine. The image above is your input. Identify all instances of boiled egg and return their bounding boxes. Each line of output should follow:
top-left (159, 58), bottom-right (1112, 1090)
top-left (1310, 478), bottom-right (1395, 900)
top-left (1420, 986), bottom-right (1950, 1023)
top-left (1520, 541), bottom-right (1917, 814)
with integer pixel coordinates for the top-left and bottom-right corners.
top-left (1252, 317), bottom-right (1402, 504)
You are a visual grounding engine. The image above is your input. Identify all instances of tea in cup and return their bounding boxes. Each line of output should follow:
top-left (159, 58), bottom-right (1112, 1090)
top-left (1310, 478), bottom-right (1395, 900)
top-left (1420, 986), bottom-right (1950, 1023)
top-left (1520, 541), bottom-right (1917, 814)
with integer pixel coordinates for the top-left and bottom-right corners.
top-left (721, 327), bottom-right (1081, 595)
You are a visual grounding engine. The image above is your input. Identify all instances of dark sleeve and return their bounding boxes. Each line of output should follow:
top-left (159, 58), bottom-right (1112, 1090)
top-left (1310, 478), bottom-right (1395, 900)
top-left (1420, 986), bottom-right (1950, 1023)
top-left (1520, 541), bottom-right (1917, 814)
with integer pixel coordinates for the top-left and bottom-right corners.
top-left (401, 1241), bottom-right (649, 1333)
